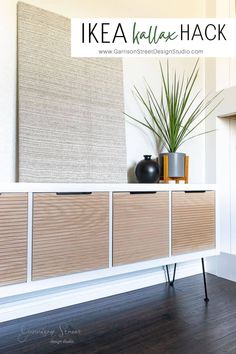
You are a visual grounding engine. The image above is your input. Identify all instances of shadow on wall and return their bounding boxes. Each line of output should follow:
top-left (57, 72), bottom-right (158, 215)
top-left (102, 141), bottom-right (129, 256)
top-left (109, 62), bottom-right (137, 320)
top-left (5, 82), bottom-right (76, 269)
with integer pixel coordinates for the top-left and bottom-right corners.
top-left (128, 163), bottom-right (137, 183)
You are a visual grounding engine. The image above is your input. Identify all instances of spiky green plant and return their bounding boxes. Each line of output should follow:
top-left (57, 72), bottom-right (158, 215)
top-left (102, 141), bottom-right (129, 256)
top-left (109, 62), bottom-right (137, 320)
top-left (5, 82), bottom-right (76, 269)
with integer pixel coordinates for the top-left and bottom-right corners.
top-left (126, 60), bottom-right (222, 153)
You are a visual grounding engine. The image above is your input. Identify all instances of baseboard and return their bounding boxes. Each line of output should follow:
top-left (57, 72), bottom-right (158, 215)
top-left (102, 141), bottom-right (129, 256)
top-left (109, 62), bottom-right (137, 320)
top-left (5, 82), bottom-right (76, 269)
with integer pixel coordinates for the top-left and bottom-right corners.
top-left (206, 252), bottom-right (236, 282)
top-left (0, 260), bottom-right (202, 323)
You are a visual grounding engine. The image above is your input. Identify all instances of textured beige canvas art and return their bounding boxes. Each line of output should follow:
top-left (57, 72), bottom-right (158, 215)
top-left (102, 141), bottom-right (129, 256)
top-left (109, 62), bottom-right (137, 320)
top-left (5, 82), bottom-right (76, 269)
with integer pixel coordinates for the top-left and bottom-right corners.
top-left (17, 2), bottom-right (127, 182)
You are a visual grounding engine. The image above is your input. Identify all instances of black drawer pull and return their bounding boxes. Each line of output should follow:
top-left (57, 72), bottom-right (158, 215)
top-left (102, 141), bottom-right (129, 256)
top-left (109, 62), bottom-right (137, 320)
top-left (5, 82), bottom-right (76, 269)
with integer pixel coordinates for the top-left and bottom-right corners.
top-left (56, 192), bottom-right (92, 196)
top-left (130, 191), bottom-right (157, 195)
top-left (184, 191), bottom-right (206, 193)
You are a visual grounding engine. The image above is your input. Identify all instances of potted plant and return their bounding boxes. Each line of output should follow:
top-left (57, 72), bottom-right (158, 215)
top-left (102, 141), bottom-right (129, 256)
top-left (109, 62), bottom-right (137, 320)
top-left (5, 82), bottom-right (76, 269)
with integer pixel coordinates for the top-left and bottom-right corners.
top-left (126, 59), bottom-right (222, 179)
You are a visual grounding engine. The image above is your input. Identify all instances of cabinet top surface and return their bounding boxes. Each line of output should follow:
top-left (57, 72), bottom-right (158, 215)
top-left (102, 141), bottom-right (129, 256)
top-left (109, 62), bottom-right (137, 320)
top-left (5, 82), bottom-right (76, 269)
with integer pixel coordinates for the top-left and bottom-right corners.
top-left (0, 183), bottom-right (216, 193)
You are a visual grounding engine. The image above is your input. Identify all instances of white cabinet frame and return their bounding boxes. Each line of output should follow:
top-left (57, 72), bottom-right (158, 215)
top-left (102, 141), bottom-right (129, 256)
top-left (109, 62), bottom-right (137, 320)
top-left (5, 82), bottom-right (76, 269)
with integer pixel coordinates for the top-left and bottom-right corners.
top-left (0, 183), bottom-right (219, 299)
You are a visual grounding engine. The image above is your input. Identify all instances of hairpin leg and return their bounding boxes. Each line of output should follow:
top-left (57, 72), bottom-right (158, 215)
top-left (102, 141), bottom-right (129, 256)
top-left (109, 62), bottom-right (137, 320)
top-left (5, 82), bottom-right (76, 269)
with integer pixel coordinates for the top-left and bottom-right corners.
top-left (165, 263), bottom-right (177, 287)
top-left (201, 258), bottom-right (209, 303)
top-left (166, 265), bottom-right (170, 283)
top-left (170, 263), bottom-right (177, 287)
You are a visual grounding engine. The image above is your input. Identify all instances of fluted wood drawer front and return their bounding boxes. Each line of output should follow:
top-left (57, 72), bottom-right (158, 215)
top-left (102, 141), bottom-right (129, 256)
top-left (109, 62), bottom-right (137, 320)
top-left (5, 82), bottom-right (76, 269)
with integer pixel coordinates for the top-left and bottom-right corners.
top-left (0, 193), bottom-right (28, 286)
top-left (33, 193), bottom-right (109, 280)
top-left (113, 192), bottom-right (169, 266)
top-left (172, 191), bottom-right (216, 255)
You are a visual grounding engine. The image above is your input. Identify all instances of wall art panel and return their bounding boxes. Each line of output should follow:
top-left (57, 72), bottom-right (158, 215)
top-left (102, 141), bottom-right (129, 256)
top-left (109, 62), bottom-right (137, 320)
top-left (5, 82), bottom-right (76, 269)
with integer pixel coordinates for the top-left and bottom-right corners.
top-left (17, 2), bottom-right (127, 182)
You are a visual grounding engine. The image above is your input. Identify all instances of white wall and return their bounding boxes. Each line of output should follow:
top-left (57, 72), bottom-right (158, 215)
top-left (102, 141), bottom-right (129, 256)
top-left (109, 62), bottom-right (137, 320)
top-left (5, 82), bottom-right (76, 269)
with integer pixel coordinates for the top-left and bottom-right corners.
top-left (10, 0), bottom-right (205, 18)
top-left (215, 87), bottom-right (236, 255)
top-left (206, 88), bottom-right (236, 278)
top-left (205, 0), bottom-right (236, 255)
top-left (0, 0), bottom-right (17, 182)
top-left (205, 0), bottom-right (236, 278)
top-left (216, 0), bottom-right (236, 91)
top-left (229, 119), bottom-right (236, 253)
top-left (0, 0), bottom-right (206, 183)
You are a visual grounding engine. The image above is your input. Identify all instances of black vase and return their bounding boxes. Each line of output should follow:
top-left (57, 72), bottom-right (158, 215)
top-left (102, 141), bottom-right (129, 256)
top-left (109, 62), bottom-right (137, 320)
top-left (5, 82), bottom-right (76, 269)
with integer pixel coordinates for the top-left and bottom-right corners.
top-left (135, 155), bottom-right (160, 183)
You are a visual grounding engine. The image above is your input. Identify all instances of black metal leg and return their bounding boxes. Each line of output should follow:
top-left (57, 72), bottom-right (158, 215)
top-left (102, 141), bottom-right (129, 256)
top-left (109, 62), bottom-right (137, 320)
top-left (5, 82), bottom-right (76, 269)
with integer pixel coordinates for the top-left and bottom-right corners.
top-left (170, 263), bottom-right (177, 287)
top-left (201, 258), bottom-right (209, 303)
top-left (165, 264), bottom-right (177, 287)
top-left (166, 265), bottom-right (170, 283)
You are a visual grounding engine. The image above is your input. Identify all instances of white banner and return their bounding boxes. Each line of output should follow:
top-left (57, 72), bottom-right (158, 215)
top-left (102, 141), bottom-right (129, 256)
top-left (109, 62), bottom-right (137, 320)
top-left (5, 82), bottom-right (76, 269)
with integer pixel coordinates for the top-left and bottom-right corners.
top-left (71, 18), bottom-right (236, 57)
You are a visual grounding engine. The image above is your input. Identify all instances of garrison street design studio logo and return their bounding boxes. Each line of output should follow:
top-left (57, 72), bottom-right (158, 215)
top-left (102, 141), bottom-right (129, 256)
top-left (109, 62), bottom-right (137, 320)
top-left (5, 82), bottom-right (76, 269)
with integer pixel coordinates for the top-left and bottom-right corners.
top-left (71, 18), bottom-right (236, 57)
top-left (17, 323), bottom-right (81, 345)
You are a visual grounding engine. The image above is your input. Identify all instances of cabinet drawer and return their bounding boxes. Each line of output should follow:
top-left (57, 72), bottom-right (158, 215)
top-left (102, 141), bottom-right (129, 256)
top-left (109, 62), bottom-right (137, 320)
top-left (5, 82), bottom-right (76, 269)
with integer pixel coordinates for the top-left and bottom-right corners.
top-left (172, 191), bottom-right (215, 255)
top-left (113, 192), bottom-right (169, 266)
top-left (32, 192), bottom-right (109, 280)
top-left (0, 193), bottom-right (28, 286)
